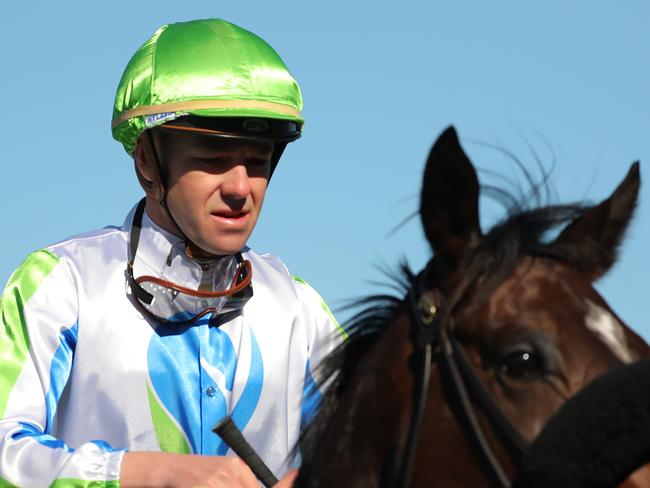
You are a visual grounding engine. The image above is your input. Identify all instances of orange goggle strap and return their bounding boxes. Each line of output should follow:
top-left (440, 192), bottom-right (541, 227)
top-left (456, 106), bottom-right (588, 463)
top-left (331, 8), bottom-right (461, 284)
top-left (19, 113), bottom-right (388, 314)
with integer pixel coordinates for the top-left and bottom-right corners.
top-left (134, 259), bottom-right (252, 299)
top-left (126, 198), bottom-right (252, 307)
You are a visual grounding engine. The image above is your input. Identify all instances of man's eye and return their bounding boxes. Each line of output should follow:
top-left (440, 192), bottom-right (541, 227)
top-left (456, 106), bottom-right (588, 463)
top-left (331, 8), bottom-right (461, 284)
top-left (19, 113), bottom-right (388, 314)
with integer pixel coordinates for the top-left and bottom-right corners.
top-left (193, 157), bottom-right (227, 168)
top-left (247, 158), bottom-right (270, 167)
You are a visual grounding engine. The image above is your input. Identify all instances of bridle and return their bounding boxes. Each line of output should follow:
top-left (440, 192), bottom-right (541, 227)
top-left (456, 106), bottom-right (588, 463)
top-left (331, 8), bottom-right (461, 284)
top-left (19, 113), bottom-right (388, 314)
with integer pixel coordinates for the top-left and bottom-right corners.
top-left (393, 263), bottom-right (528, 488)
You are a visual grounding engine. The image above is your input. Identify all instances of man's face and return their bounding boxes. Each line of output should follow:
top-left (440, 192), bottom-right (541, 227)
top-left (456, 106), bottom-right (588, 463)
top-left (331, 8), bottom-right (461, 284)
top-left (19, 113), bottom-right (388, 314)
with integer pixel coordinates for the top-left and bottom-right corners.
top-left (152, 131), bottom-right (274, 256)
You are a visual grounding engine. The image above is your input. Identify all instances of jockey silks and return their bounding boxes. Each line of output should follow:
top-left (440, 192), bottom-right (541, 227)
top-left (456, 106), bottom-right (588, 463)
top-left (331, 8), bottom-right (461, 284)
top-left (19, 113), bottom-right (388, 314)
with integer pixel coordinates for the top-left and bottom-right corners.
top-left (0, 203), bottom-right (342, 486)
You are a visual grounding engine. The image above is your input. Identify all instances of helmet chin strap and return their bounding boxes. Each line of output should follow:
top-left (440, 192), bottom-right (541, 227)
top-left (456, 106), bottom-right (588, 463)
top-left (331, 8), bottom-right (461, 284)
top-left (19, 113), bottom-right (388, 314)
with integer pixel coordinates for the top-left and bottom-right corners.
top-left (145, 129), bottom-right (215, 259)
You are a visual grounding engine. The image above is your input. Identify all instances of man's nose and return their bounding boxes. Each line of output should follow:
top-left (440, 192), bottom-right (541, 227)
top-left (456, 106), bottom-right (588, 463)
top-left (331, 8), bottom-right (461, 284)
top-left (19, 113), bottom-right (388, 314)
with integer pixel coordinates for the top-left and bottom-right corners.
top-left (221, 164), bottom-right (251, 201)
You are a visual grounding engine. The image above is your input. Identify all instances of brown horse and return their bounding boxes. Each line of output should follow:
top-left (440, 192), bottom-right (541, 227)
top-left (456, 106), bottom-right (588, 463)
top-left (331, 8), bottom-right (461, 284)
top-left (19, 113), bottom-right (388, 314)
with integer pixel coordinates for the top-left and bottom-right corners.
top-left (295, 127), bottom-right (649, 487)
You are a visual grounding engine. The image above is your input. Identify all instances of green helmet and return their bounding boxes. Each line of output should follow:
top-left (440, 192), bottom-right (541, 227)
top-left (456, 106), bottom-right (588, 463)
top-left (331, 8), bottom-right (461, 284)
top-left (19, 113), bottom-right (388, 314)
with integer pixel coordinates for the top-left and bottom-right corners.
top-left (112, 18), bottom-right (304, 154)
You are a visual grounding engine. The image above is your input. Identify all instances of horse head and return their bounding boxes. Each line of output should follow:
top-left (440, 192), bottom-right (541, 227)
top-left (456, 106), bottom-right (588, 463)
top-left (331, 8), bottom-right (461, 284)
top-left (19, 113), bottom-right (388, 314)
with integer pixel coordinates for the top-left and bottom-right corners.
top-left (296, 127), bottom-right (648, 488)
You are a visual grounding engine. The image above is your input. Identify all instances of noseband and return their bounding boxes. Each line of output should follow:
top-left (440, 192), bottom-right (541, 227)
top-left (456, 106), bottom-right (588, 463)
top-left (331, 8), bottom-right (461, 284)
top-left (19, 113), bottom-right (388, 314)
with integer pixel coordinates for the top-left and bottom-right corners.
top-left (394, 267), bottom-right (528, 488)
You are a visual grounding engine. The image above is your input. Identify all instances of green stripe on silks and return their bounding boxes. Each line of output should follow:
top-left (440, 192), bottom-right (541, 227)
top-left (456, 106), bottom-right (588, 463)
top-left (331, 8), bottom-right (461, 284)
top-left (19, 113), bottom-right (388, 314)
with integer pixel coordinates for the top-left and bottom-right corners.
top-left (0, 250), bottom-right (59, 417)
top-left (146, 382), bottom-right (191, 454)
top-left (1, 473), bottom-right (119, 487)
top-left (50, 479), bottom-right (120, 487)
top-left (292, 276), bottom-right (349, 340)
top-left (0, 476), bottom-right (18, 488)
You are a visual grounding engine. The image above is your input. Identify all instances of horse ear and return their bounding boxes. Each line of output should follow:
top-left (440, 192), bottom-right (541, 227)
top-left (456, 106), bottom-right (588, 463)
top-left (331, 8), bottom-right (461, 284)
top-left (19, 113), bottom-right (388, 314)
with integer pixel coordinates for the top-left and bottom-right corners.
top-left (552, 162), bottom-right (640, 280)
top-left (420, 126), bottom-right (482, 267)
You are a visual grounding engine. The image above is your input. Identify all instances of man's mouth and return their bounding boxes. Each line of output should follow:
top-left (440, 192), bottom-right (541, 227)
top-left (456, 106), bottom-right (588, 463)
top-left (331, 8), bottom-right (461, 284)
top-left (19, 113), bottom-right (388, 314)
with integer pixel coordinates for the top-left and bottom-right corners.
top-left (211, 210), bottom-right (250, 225)
top-left (213, 210), bottom-right (246, 218)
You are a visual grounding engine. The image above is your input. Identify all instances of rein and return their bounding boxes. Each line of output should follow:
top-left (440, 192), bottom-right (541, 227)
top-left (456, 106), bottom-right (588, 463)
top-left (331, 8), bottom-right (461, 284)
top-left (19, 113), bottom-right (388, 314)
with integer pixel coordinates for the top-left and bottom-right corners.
top-left (394, 267), bottom-right (528, 488)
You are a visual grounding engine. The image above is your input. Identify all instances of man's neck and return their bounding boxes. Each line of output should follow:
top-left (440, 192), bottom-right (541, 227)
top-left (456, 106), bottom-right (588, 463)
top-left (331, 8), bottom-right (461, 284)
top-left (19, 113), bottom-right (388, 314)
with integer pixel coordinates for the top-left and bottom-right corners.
top-left (144, 197), bottom-right (225, 261)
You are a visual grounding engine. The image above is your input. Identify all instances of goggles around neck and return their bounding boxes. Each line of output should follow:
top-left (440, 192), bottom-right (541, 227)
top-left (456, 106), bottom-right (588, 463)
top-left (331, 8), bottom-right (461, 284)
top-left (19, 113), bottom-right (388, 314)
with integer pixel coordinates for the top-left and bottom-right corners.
top-left (126, 199), bottom-right (253, 324)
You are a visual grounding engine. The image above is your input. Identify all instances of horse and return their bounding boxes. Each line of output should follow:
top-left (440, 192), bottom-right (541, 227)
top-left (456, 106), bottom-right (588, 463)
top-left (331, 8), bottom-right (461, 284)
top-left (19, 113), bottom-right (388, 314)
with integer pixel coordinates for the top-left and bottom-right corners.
top-left (294, 127), bottom-right (649, 487)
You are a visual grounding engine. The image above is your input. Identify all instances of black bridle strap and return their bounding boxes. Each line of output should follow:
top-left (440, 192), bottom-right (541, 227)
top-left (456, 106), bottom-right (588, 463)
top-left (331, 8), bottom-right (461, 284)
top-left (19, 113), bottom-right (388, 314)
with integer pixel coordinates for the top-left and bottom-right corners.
top-left (395, 272), bottom-right (528, 488)
top-left (394, 340), bottom-right (432, 488)
top-left (450, 336), bottom-right (528, 462)
top-left (438, 330), bottom-right (512, 487)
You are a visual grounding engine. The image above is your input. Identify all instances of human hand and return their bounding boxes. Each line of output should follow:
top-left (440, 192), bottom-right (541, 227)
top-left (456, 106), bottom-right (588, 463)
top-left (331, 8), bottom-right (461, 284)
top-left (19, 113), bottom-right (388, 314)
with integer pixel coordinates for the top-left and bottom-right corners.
top-left (274, 469), bottom-right (298, 488)
top-left (121, 451), bottom-right (262, 487)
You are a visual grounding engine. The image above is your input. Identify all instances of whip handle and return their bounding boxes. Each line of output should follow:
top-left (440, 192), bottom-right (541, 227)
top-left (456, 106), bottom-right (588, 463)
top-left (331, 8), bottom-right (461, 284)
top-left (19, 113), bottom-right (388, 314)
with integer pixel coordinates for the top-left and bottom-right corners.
top-left (213, 415), bottom-right (279, 488)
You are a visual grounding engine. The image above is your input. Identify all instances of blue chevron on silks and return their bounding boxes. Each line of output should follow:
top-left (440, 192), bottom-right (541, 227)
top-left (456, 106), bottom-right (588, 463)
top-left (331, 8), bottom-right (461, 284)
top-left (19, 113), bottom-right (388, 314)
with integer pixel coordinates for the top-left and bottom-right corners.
top-left (147, 317), bottom-right (264, 455)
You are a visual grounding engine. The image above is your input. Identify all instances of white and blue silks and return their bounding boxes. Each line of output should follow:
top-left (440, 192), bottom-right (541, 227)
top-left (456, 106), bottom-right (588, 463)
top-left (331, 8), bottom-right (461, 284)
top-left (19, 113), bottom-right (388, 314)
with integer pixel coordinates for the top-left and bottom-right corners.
top-left (0, 204), bottom-right (344, 487)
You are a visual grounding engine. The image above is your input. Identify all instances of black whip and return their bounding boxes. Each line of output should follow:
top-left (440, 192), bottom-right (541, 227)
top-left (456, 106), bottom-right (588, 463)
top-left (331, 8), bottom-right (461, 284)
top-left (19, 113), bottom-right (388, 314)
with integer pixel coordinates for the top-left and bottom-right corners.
top-left (213, 415), bottom-right (279, 487)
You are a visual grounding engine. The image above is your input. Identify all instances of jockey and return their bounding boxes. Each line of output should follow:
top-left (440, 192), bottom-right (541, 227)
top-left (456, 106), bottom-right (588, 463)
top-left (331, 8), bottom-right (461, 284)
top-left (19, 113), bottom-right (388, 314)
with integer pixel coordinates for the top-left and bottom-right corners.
top-left (0, 18), bottom-right (342, 487)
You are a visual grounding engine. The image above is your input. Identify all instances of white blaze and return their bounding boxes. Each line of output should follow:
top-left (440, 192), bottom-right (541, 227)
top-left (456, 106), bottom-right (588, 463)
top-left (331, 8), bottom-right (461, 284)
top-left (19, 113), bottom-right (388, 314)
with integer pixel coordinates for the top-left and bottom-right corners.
top-left (584, 300), bottom-right (633, 363)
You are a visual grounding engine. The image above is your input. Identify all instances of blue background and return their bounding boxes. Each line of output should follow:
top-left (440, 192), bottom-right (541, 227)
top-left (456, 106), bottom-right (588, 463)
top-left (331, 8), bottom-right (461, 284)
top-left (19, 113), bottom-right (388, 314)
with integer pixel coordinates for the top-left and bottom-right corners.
top-left (1, 1), bottom-right (648, 337)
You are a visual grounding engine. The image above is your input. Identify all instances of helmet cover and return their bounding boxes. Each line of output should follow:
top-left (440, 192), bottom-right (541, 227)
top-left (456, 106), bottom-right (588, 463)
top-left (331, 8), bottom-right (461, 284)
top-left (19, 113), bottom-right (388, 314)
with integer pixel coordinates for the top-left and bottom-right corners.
top-left (112, 18), bottom-right (303, 154)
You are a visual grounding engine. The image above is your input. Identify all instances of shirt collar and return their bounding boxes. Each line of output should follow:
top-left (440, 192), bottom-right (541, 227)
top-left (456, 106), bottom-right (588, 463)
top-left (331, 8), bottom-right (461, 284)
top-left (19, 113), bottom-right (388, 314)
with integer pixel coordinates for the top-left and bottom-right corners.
top-left (124, 202), bottom-right (203, 288)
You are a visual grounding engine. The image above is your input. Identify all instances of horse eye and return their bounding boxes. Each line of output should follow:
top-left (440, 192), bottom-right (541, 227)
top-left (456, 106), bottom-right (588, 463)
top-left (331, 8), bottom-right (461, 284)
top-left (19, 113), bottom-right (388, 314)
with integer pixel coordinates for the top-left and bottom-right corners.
top-left (499, 350), bottom-right (544, 380)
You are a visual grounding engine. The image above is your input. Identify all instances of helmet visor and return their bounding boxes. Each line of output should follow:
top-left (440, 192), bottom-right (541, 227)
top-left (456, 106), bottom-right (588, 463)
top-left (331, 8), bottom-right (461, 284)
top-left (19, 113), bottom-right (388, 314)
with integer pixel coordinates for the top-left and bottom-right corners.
top-left (159, 115), bottom-right (302, 143)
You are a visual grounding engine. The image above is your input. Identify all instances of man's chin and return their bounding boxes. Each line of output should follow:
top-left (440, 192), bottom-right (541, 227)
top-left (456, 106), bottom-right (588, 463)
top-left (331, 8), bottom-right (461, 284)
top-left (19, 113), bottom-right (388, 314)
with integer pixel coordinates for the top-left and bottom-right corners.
top-left (186, 239), bottom-right (246, 258)
top-left (207, 237), bottom-right (250, 256)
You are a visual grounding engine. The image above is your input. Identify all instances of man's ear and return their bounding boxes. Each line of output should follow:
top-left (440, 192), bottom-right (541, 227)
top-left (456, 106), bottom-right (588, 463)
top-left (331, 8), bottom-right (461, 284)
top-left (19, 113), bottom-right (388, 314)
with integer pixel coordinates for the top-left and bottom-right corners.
top-left (133, 133), bottom-right (162, 198)
top-left (134, 134), bottom-right (155, 183)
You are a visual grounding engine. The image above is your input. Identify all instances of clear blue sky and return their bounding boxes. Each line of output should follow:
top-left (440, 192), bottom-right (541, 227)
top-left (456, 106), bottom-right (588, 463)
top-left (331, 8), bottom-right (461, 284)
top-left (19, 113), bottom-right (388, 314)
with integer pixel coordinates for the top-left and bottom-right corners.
top-left (1, 1), bottom-right (648, 338)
